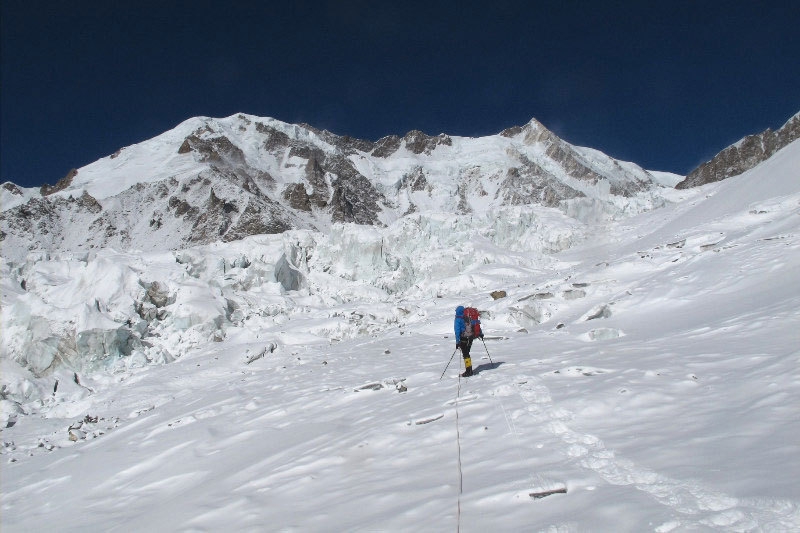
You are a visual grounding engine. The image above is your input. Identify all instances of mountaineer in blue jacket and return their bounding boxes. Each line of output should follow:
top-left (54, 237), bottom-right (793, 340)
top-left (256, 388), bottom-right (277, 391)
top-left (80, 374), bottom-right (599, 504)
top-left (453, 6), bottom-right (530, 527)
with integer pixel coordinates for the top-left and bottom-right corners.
top-left (454, 305), bottom-right (482, 377)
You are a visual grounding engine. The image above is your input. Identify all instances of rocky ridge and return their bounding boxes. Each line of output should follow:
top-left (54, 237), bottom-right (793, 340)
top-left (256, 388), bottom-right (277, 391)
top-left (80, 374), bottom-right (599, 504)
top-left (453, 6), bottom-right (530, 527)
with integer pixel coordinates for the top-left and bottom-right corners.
top-left (1, 114), bottom-right (673, 261)
top-left (677, 111), bottom-right (800, 189)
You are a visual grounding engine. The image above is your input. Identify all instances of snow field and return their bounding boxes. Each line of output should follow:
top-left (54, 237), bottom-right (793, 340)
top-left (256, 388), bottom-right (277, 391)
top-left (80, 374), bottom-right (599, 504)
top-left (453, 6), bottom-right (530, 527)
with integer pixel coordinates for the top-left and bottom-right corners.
top-left (4, 290), bottom-right (798, 531)
top-left (1, 141), bottom-right (799, 531)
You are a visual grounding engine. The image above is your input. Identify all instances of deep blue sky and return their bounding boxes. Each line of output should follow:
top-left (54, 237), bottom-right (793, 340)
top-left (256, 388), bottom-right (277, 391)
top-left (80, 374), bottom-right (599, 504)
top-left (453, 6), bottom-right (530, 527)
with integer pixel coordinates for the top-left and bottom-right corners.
top-left (2, 1), bottom-right (799, 188)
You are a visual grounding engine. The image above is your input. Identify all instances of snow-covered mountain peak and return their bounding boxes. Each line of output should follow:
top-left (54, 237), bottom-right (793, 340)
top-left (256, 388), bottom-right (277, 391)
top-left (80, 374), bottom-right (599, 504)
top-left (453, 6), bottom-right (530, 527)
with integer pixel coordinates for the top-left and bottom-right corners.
top-left (2, 107), bottom-right (800, 530)
top-left (0, 113), bottom-right (680, 261)
top-left (2, 131), bottom-right (799, 531)
top-left (521, 116), bottom-right (559, 144)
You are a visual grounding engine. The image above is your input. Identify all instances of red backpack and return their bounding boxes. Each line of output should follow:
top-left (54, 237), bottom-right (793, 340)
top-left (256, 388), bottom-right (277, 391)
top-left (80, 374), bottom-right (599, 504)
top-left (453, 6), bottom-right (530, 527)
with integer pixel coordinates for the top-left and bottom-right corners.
top-left (463, 307), bottom-right (481, 338)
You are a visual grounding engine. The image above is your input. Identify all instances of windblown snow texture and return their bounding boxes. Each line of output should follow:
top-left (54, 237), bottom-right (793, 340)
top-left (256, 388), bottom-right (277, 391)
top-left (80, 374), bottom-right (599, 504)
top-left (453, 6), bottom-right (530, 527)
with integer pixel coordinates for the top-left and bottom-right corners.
top-left (1, 115), bottom-right (799, 531)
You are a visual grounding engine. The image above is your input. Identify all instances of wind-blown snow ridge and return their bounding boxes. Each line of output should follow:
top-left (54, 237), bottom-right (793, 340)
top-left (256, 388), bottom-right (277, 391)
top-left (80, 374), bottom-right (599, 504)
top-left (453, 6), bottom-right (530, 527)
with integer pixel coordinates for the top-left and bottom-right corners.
top-left (1, 135), bottom-right (799, 530)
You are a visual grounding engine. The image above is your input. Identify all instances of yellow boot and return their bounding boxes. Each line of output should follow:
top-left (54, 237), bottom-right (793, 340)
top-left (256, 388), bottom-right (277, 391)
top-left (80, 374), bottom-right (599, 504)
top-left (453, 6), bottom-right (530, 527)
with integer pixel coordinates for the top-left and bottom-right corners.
top-left (461, 357), bottom-right (473, 377)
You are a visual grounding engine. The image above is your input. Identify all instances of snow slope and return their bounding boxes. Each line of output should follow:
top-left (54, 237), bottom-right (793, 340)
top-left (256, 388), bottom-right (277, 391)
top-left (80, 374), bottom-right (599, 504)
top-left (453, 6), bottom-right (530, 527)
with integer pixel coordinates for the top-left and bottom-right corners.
top-left (1, 141), bottom-right (799, 531)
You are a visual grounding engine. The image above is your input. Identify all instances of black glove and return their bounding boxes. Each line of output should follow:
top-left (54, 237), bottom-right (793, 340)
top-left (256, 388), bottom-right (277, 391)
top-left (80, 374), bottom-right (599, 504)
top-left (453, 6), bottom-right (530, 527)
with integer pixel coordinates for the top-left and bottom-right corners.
top-left (479, 333), bottom-right (484, 339)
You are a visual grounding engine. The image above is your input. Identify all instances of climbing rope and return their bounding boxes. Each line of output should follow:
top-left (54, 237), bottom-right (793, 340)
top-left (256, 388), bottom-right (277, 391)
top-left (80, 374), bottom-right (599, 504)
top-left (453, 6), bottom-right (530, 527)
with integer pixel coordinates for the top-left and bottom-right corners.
top-left (493, 377), bottom-right (557, 498)
top-left (454, 372), bottom-right (464, 532)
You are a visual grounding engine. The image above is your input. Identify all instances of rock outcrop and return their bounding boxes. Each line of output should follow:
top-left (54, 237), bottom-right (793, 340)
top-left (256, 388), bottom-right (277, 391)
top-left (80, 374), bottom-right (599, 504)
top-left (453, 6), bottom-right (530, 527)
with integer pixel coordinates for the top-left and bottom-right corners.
top-left (676, 112), bottom-right (800, 189)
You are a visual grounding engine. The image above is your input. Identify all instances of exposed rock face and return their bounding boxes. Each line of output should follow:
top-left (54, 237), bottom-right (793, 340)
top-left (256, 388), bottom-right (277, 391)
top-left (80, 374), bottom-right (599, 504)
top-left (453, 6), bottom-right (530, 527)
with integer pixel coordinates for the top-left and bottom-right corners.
top-left (324, 153), bottom-right (384, 224)
top-left (222, 199), bottom-right (292, 242)
top-left (330, 172), bottom-right (383, 225)
top-left (179, 134), bottom-right (246, 164)
top-left (371, 135), bottom-right (402, 158)
top-left (256, 122), bottom-right (292, 152)
top-left (0, 112), bottom-right (671, 260)
top-left (498, 164), bottom-right (584, 208)
top-left (283, 183), bottom-right (313, 211)
top-left (677, 112), bottom-right (800, 189)
top-left (0, 190), bottom-right (104, 251)
top-left (500, 125), bottom-right (524, 138)
top-left (2, 182), bottom-right (24, 195)
top-left (401, 167), bottom-right (429, 192)
top-left (145, 281), bottom-right (173, 308)
top-left (41, 169), bottom-right (78, 196)
top-left (520, 119), bottom-right (648, 197)
top-left (402, 130), bottom-right (453, 155)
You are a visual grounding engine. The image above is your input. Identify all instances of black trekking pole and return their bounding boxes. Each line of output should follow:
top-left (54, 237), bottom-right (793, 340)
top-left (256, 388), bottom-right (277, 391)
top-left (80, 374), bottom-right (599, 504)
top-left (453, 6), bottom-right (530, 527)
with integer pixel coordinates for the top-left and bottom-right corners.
top-left (440, 346), bottom-right (459, 380)
top-left (481, 338), bottom-right (494, 364)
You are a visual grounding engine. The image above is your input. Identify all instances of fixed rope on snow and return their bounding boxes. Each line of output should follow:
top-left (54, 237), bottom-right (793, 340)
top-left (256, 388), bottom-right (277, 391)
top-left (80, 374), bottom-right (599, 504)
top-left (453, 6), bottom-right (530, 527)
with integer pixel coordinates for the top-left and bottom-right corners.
top-left (455, 372), bottom-right (463, 531)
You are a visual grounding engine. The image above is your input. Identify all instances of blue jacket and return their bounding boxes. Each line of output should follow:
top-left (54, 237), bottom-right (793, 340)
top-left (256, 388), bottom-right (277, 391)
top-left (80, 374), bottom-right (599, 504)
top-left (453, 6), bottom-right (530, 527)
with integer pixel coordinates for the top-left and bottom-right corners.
top-left (454, 306), bottom-right (467, 341)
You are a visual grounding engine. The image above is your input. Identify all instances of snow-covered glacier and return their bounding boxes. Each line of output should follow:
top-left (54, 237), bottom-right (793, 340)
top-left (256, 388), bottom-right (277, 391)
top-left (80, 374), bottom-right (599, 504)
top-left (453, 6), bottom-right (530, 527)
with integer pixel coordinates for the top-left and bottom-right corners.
top-left (1, 116), bottom-right (798, 531)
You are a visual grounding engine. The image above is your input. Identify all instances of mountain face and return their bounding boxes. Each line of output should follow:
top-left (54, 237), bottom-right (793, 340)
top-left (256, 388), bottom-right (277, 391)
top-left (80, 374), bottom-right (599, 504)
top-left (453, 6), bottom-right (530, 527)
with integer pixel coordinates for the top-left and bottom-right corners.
top-left (0, 114), bottom-right (676, 262)
top-left (2, 130), bottom-right (799, 531)
top-left (676, 111), bottom-right (800, 189)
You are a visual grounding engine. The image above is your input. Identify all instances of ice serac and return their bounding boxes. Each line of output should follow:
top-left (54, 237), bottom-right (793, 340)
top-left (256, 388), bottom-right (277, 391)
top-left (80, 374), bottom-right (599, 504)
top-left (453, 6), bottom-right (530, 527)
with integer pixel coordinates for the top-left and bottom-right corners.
top-left (1, 113), bottom-right (675, 261)
top-left (676, 111), bottom-right (800, 189)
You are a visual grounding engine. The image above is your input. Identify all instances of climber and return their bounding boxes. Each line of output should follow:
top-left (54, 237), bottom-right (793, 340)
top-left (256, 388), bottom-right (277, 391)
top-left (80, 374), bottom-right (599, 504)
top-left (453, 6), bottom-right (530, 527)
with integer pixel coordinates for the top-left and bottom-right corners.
top-left (454, 305), bottom-right (482, 377)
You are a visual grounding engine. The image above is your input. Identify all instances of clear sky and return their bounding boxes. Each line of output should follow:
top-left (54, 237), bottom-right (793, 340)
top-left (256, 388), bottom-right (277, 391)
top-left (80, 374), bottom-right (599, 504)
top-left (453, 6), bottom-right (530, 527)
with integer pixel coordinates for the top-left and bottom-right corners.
top-left (2, 1), bottom-right (799, 189)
